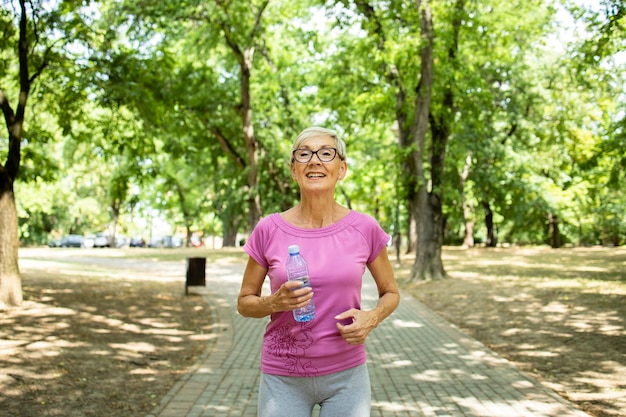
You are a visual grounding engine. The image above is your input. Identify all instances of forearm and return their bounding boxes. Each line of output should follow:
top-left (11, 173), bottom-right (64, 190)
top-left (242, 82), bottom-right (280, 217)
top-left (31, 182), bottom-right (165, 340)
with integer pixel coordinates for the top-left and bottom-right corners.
top-left (237, 293), bottom-right (279, 318)
top-left (370, 290), bottom-right (400, 327)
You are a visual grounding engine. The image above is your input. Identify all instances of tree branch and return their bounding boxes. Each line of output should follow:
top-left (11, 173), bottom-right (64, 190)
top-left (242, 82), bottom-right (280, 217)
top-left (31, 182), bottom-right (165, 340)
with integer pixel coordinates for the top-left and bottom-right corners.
top-left (210, 126), bottom-right (247, 169)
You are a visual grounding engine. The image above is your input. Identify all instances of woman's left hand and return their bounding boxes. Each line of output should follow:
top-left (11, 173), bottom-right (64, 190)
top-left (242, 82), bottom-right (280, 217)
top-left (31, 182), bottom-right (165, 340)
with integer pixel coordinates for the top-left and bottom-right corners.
top-left (335, 309), bottom-right (379, 345)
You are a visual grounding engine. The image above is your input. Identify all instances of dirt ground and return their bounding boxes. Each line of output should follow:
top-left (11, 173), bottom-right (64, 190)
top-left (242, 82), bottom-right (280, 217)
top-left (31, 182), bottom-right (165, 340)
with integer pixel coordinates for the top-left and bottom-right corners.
top-left (0, 249), bottom-right (220, 417)
top-left (397, 246), bottom-right (626, 417)
top-left (1, 246), bottom-right (625, 417)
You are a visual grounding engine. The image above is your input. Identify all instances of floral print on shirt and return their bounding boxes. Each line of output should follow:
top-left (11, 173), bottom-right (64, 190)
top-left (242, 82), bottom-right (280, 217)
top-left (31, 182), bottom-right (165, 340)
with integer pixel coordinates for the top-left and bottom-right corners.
top-left (265, 322), bottom-right (319, 376)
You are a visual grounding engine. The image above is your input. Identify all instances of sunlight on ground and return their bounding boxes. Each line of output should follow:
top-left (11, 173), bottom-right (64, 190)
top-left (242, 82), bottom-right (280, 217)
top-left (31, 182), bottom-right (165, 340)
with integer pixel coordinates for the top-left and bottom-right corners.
top-left (391, 318), bottom-right (424, 328)
top-left (2, 250), bottom-right (223, 417)
top-left (372, 400), bottom-right (421, 412)
top-left (8, 245), bottom-right (626, 417)
top-left (398, 246), bottom-right (626, 417)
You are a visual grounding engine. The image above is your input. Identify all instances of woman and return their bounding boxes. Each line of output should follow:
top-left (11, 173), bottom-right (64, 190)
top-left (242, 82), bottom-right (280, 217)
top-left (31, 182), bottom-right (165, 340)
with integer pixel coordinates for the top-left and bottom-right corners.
top-left (237, 126), bottom-right (400, 417)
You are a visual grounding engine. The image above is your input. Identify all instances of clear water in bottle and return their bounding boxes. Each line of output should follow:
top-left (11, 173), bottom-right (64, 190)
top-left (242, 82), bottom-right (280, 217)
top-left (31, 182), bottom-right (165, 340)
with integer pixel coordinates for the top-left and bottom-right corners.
top-left (285, 245), bottom-right (315, 322)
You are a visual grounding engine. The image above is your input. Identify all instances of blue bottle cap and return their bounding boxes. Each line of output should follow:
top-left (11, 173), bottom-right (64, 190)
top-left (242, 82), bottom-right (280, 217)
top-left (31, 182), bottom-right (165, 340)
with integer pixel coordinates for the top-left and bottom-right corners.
top-left (288, 245), bottom-right (300, 254)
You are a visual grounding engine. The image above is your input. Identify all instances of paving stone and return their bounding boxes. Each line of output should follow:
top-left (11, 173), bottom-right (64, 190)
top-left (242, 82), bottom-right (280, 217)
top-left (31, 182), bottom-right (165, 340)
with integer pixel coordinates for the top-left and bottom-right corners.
top-left (147, 262), bottom-right (590, 417)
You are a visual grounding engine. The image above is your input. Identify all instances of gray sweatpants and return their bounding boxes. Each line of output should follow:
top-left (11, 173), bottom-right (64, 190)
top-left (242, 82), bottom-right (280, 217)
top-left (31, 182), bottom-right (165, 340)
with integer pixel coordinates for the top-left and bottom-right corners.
top-left (258, 364), bottom-right (371, 417)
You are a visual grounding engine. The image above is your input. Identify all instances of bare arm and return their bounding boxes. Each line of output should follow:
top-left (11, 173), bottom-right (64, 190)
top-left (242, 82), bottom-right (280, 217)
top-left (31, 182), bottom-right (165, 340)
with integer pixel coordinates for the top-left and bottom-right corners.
top-left (335, 247), bottom-right (400, 344)
top-left (237, 256), bottom-right (314, 318)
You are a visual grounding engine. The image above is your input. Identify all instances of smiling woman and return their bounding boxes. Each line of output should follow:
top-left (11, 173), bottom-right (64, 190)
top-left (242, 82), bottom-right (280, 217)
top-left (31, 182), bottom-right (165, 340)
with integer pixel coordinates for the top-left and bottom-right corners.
top-left (237, 126), bottom-right (400, 417)
top-left (287, 128), bottom-right (348, 202)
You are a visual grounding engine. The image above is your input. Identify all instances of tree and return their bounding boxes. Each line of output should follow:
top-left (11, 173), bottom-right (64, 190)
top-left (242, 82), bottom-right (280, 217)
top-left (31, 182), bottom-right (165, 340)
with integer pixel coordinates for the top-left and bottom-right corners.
top-left (334, 0), bottom-right (445, 280)
top-left (109, 0), bottom-right (299, 239)
top-left (1, 0), bottom-right (41, 308)
top-left (444, 0), bottom-right (558, 247)
top-left (5, 0), bottom-right (626, 265)
top-left (1, 0), bottom-right (101, 307)
top-left (212, 0), bottom-right (269, 232)
top-left (567, 0), bottom-right (626, 245)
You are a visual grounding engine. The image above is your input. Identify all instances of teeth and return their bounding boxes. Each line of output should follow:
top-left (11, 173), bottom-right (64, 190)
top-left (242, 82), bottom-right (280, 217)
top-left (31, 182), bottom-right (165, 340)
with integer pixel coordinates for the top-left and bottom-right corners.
top-left (307, 173), bottom-right (324, 178)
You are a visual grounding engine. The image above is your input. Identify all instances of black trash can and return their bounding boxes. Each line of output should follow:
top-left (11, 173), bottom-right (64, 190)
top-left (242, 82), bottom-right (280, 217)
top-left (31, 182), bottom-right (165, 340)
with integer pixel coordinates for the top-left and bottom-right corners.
top-left (185, 257), bottom-right (206, 295)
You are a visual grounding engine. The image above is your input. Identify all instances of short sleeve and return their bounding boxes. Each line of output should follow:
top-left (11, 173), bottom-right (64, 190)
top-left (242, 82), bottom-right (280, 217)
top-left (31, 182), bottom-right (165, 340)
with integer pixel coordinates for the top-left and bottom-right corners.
top-left (357, 213), bottom-right (390, 264)
top-left (243, 217), bottom-right (273, 269)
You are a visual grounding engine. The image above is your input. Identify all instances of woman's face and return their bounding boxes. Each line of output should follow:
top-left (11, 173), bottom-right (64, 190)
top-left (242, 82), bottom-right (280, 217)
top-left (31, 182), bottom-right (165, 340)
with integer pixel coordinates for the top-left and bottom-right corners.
top-left (290, 135), bottom-right (347, 193)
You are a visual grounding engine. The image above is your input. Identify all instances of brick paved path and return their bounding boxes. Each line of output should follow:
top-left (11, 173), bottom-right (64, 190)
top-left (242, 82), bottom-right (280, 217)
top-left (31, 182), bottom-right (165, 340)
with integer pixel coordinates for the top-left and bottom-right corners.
top-left (147, 261), bottom-right (590, 417)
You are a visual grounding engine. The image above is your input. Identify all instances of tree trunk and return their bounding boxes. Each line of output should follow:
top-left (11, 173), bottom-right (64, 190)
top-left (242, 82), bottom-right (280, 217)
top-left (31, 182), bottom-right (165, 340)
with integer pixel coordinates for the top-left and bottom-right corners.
top-left (549, 213), bottom-right (561, 248)
top-left (461, 152), bottom-right (474, 248)
top-left (482, 200), bottom-right (496, 247)
top-left (222, 224), bottom-right (238, 247)
top-left (408, 0), bottom-right (449, 281)
top-left (410, 0), bottom-right (466, 280)
top-left (411, 186), bottom-right (447, 280)
top-left (463, 218), bottom-right (475, 248)
top-left (110, 200), bottom-right (121, 247)
top-left (0, 0), bottom-right (31, 308)
top-left (241, 47), bottom-right (262, 232)
top-left (0, 174), bottom-right (22, 309)
top-left (412, 115), bottom-right (448, 280)
top-left (218, 0), bottom-right (267, 233)
top-left (407, 193), bottom-right (418, 253)
top-left (185, 227), bottom-right (193, 248)
top-left (354, 1), bottom-right (419, 254)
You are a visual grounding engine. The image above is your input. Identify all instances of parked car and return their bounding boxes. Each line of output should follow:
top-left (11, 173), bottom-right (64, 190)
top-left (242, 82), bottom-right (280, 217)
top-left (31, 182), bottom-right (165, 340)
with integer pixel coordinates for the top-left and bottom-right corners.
top-left (148, 237), bottom-right (163, 248)
top-left (93, 233), bottom-right (111, 248)
top-left (83, 235), bottom-right (95, 248)
top-left (190, 236), bottom-right (204, 247)
top-left (163, 235), bottom-right (183, 248)
top-left (114, 236), bottom-right (128, 248)
top-left (129, 236), bottom-right (145, 247)
top-left (47, 238), bottom-right (61, 247)
top-left (48, 234), bottom-right (84, 248)
top-left (149, 236), bottom-right (183, 248)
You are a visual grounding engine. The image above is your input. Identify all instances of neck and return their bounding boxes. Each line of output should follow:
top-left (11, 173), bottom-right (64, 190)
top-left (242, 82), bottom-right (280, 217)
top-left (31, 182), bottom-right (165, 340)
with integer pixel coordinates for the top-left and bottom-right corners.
top-left (292, 196), bottom-right (347, 228)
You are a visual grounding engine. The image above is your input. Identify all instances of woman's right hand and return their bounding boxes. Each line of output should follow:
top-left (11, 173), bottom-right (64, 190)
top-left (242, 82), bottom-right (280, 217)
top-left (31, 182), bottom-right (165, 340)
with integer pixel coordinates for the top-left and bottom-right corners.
top-left (270, 280), bottom-right (314, 312)
top-left (238, 257), bottom-right (314, 318)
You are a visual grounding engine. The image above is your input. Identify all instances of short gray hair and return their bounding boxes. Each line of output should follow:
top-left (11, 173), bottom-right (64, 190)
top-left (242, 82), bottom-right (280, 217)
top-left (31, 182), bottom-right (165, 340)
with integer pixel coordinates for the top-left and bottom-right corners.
top-left (291, 127), bottom-right (346, 161)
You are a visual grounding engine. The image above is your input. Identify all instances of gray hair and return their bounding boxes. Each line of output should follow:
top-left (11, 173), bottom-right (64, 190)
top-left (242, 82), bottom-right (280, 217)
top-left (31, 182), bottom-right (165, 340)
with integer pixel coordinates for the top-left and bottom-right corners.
top-left (291, 127), bottom-right (346, 161)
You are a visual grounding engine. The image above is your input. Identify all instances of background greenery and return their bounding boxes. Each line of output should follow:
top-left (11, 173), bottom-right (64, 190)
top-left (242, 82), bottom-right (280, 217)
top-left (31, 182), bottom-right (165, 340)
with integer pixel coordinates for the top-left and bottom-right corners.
top-left (2, 0), bottom-right (625, 248)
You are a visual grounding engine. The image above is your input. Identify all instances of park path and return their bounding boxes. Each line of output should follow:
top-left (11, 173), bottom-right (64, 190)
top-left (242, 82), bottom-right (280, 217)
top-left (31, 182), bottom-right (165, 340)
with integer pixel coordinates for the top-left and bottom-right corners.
top-left (15, 248), bottom-right (592, 416)
top-left (145, 259), bottom-right (591, 417)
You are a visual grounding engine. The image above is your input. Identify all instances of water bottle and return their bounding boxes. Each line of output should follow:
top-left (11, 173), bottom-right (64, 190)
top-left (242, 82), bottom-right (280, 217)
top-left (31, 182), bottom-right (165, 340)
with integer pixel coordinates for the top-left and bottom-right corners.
top-left (285, 245), bottom-right (315, 322)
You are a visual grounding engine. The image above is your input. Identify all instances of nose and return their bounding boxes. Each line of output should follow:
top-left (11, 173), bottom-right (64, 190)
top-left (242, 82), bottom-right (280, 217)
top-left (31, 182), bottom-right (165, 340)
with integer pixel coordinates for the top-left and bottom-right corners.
top-left (309, 151), bottom-right (323, 164)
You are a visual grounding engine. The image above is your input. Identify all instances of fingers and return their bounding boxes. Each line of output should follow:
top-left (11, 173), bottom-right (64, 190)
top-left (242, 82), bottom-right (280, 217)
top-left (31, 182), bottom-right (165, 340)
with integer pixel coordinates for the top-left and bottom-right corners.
top-left (335, 309), bottom-right (375, 345)
top-left (283, 281), bottom-right (313, 300)
top-left (275, 281), bottom-right (313, 312)
top-left (334, 308), bottom-right (356, 321)
top-left (283, 280), bottom-right (306, 290)
top-left (336, 322), bottom-right (368, 345)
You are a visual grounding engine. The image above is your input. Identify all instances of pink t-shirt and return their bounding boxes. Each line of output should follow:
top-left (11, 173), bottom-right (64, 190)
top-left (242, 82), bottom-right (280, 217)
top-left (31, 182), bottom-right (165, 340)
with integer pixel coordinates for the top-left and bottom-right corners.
top-left (244, 211), bottom-right (390, 377)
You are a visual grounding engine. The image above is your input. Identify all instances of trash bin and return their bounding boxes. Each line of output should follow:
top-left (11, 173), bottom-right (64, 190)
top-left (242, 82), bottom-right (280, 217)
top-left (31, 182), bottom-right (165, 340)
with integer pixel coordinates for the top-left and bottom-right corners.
top-left (185, 257), bottom-right (206, 295)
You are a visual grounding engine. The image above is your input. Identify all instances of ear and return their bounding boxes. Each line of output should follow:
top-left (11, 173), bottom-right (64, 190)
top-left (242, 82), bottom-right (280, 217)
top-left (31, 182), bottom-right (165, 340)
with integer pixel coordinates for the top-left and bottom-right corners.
top-left (338, 160), bottom-right (347, 180)
top-left (290, 163), bottom-right (297, 181)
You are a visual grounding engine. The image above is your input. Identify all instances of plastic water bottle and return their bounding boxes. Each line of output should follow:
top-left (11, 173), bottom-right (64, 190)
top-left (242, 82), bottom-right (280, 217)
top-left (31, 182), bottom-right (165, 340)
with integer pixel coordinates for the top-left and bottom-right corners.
top-left (285, 245), bottom-right (315, 322)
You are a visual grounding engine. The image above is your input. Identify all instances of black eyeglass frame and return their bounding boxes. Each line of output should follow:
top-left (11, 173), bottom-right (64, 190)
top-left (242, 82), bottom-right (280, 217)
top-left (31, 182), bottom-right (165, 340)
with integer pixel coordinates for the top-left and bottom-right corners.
top-left (291, 147), bottom-right (342, 163)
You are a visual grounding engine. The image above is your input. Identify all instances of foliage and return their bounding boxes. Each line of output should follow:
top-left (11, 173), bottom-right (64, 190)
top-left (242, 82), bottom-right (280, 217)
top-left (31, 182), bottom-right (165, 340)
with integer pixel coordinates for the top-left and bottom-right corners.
top-left (1, 0), bottom-right (624, 249)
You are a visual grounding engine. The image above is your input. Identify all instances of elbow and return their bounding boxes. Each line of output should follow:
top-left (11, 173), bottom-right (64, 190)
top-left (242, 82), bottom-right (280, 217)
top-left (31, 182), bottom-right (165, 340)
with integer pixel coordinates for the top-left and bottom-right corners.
top-left (237, 297), bottom-right (249, 317)
top-left (237, 296), bottom-right (263, 318)
top-left (237, 297), bottom-right (250, 317)
top-left (238, 292), bottom-right (275, 318)
top-left (383, 290), bottom-right (401, 311)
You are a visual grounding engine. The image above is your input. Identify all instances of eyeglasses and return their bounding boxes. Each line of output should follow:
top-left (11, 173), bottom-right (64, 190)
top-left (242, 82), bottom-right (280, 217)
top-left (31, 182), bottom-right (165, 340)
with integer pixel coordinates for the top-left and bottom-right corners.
top-left (292, 148), bottom-right (339, 163)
